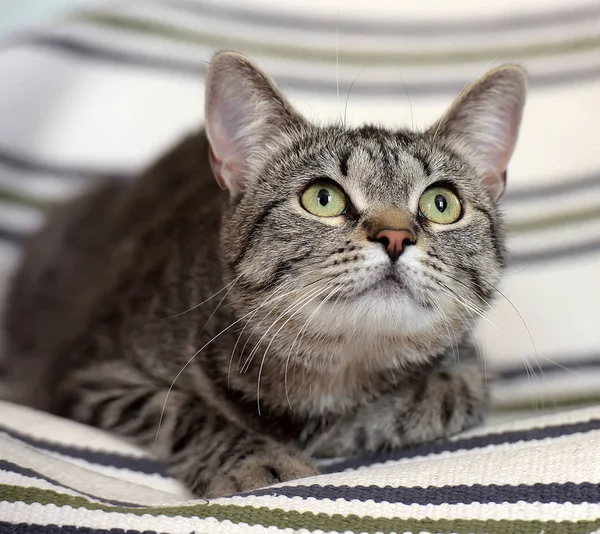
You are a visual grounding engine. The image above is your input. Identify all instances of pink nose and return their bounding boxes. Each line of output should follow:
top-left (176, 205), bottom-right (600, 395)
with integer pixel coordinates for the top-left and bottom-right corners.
top-left (374, 228), bottom-right (415, 261)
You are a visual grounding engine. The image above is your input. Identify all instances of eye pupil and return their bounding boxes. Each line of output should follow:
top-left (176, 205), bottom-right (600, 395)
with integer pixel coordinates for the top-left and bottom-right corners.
top-left (434, 194), bottom-right (447, 213)
top-left (317, 189), bottom-right (331, 206)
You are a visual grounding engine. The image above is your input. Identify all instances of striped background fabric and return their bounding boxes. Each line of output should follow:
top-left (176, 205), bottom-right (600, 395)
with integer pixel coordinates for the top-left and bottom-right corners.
top-left (2, 399), bottom-right (600, 533)
top-left (0, 0), bottom-right (600, 532)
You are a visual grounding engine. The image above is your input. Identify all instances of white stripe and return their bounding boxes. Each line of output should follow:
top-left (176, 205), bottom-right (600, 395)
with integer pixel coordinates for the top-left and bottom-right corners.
top-left (0, 406), bottom-right (186, 496)
top-left (273, 432), bottom-right (600, 488)
top-left (0, 48), bottom-right (198, 170)
top-left (218, 0), bottom-right (595, 23)
top-left (492, 371), bottom-right (600, 409)
top-left (505, 184), bottom-right (600, 224)
top-left (507, 218), bottom-right (600, 254)
top-left (477, 255), bottom-right (600, 365)
top-left (460, 405), bottom-right (600, 437)
top-left (0, 201), bottom-right (44, 234)
top-left (0, 432), bottom-right (188, 504)
top-left (0, 401), bottom-right (150, 457)
top-left (0, 168), bottom-right (88, 204)
top-left (28, 448), bottom-right (185, 496)
top-left (51, 455), bottom-right (186, 496)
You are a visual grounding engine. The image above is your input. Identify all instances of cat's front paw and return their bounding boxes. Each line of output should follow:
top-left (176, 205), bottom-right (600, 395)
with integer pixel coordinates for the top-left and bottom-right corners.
top-left (206, 449), bottom-right (318, 498)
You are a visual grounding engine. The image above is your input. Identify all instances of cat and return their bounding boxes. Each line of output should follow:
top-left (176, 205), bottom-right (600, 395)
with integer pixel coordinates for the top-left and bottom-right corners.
top-left (1, 51), bottom-right (526, 498)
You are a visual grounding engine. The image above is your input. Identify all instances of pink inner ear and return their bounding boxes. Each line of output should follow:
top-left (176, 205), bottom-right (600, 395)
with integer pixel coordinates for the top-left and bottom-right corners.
top-left (482, 170), bottom-right (507, 201)
top-left (208, 145), bottom-right (245, 197)
top-left (208, 147), bottom-right (227, 191)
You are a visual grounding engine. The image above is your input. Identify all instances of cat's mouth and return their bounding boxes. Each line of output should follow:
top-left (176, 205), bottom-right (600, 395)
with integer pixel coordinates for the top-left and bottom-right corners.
top-left (336, 268), bottom-right (411, 301)
top-left (372, 271), bottom-right (409, 294)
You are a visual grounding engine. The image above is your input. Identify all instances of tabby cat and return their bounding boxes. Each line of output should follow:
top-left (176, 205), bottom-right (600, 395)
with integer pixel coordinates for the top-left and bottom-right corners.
top-left (1, 51), bottom-right (526, 497)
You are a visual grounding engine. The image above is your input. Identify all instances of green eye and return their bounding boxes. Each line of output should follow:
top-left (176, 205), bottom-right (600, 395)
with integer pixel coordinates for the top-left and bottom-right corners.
top-left (301, 181), bottom-right (348, 217)
top-left (418, 186), bottom-right (462, 224)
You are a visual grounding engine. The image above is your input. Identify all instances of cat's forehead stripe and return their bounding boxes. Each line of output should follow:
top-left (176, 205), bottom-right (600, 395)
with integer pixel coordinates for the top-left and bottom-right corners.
top-left (339, 150), bottom-right (350, 177)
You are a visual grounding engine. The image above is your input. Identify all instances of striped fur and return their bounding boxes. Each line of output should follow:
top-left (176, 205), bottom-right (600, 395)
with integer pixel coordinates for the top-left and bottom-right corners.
top-left (1, 52), bottom-right (525, 497)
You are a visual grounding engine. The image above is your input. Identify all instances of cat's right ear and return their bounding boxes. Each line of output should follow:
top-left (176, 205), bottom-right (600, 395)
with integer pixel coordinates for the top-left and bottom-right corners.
top-left (205, 51), bottom-right (305, 198)
top-left (429, 65), bottom-right (527, 201)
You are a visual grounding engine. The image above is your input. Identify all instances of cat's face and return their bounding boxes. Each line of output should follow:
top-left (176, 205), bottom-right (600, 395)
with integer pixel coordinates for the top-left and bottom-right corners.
top-left (206, 52), bottom-right (526, 370)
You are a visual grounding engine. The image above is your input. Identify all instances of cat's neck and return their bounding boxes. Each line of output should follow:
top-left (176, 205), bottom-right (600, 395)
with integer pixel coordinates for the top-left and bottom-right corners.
top-left (226, 331), bottom-right (451, 417)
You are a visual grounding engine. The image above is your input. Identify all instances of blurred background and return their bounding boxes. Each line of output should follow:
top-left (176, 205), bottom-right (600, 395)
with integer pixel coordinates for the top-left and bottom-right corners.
top-left (0, 0), bottom-right (599, 420)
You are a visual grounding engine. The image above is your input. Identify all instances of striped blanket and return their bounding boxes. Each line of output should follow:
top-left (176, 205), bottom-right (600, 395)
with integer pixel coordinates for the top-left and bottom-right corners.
top-left (1, 0), bottom-right (600, 532)
top-left (2, 400), bottom-right (600, 533)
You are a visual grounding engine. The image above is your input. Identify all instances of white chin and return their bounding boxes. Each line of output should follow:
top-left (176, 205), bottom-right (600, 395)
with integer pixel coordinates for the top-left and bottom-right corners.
top-left (308, 291), bottom-right (436, 338)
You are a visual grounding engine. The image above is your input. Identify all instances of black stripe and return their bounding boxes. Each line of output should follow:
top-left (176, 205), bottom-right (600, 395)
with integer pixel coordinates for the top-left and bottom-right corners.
top-left (17, 35), bottom-right (600, 97)
top-left (0, 425), bottom-right (169, 477)
top-left (470, 205), bottom-right (504, 268)
top-left (109, 391), bottom-right (156, 429)
top-left (232, 198), bottom-right (285, 266)
top-left (495, 353), bottom-right (600, 381)
top-left (0, 145), bottom-right (128, 181)
top-left (339, 151), bottom-right (350, 177)
top-left (170, 400), bottom-right (206, 455)
top-left (320, 417), bottom-right (600, 473)
top-left (0, 459), bottom-right (142, 507)
top-left (247, 481), bottom-right (600, 505)
top-left (440, 389), bottom-right (455, 427)
top-left (413, 153), bottom-right (432, 177)
top-left (0, 523), bottom-right (157, 534)
top-left (163, 0), bottom-right (600, 37)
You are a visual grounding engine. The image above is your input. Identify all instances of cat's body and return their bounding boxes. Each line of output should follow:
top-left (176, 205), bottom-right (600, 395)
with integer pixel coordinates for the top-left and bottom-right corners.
top-left (1, 52), bottom-right (526, 497)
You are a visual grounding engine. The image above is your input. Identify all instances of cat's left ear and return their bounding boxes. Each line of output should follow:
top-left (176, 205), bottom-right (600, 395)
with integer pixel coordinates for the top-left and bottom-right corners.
top-left (430, 65), bottom-right (527, 201)
top-left (205, 51), bottom-right (306, 198)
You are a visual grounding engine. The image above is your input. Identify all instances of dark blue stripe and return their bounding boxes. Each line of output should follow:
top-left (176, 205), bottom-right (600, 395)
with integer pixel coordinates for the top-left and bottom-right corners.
top-left (0, 228), bottom-right (23, 245)
top-left (320, 418), bottom-right (600, 473)
top-left (495, 353), bottom-right (600, 381)
top-left (0, 459), bottom-right (142, 508)
top-left (246, 481), bottom-right (600, 505)
top-left (0, 425), bottom-right (169, 477)
top-left (0, 145), bottom-right (128, 182)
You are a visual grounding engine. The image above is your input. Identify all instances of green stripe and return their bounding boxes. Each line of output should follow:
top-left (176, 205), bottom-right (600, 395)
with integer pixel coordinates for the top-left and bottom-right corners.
top-left (506, 204), bottom-right (600, 234)
top-left (0, 188), bottom-right (52, 211)
top-left (1, 484), bottom-right (599, 533)
top-left (495, 393), bottom-right (600, 413)
top-left (70, 11), bottom-right (600, 67)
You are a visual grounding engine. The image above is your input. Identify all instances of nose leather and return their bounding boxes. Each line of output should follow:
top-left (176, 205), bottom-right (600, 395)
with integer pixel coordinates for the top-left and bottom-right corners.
top-left (374, 228), bottom-right (415, 261)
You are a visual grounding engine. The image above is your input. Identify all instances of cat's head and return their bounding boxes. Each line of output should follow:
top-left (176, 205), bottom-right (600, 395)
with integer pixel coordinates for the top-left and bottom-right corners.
top-left (205, 51), bottom-right (526, 371)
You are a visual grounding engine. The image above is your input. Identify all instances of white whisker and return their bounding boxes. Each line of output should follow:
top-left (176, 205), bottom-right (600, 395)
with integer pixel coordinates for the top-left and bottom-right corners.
top-left (344, 68), bottom-right (366, 127)
top-left (161, 275), bottom-right (241, 320)
top-left (257, 284), bottom-right (339, 414)
top-left (242, 284), bottom-right (329, 375)
top-left (154, 306), bottom-right (256, 447)
top-left (398, 69), bottom-right (414, 129)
